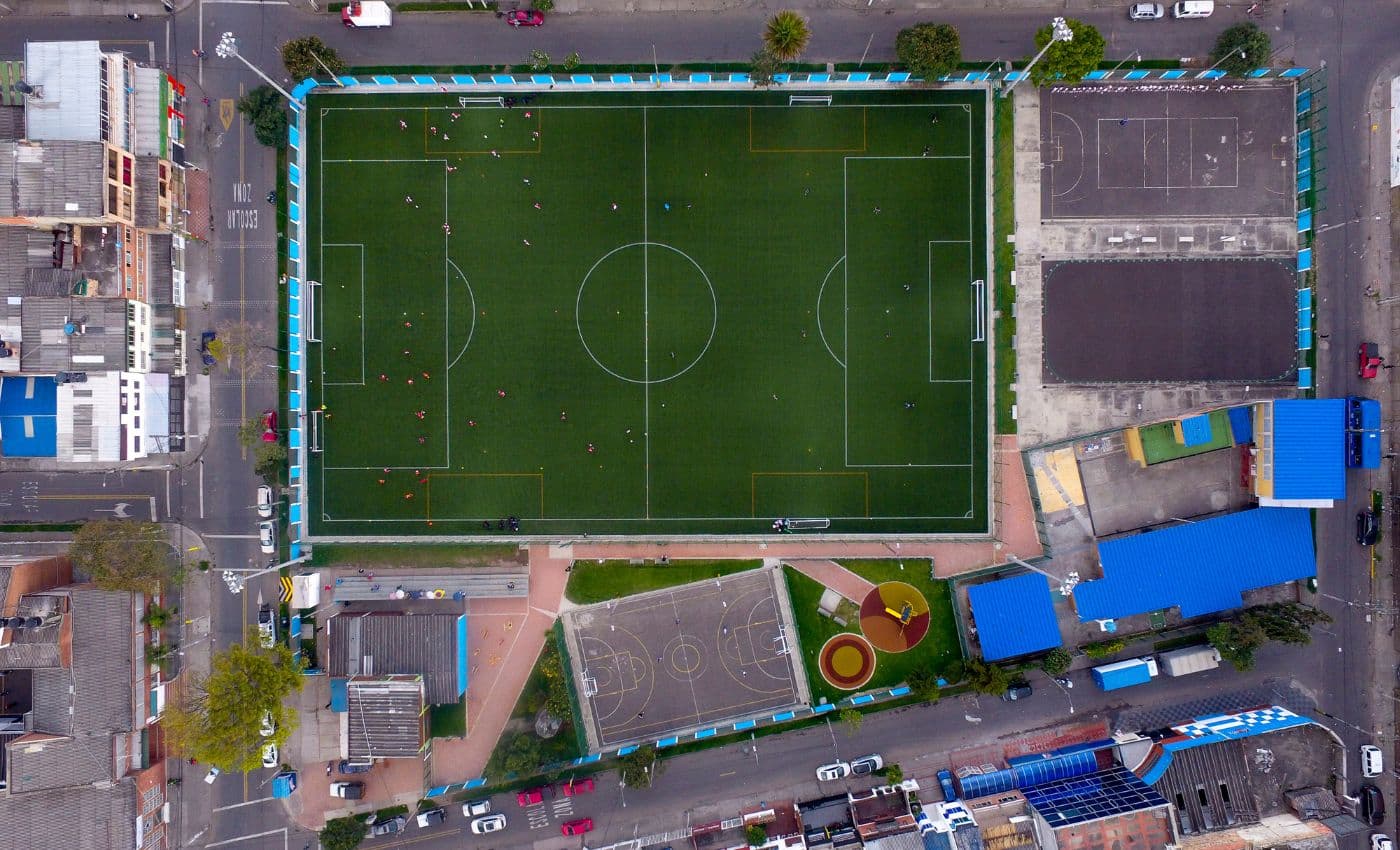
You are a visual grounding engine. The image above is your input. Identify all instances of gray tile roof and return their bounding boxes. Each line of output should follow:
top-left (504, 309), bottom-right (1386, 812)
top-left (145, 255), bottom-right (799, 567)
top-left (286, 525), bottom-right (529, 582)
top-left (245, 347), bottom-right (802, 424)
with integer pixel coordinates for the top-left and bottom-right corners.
top-left (0, 591), bottom-right (63, 669)
top-left (23, 41), bottom-right (103, 143)
top-left (134, 157), bottom-right (160, 228)
top-left (147, 234), bottom-right (173, 305)
top-left (0, 105), bottom-right (24, 141)
top-left (6, 732), bottom-right (113, 792)
top-left (20, 296), bottom-right (129, 373)
top-left (346, 676), bottom-right (427, 759)
top-left (327, 613), bottom-right (464, 705)
top-left (0, 777), bottom-right (137, 850)
top-left (0, 140), bottom-right (106, 220)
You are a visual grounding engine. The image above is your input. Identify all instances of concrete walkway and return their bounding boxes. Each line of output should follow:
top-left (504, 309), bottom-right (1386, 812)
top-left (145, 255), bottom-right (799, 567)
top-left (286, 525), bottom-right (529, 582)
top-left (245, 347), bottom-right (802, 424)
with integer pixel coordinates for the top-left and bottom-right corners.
top-left (785, 559), bottom-right (876, 604)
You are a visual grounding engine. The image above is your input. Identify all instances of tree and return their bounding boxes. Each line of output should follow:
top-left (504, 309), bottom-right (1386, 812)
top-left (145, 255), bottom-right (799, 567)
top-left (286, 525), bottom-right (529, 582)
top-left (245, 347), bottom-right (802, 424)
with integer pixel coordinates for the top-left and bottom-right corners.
top-left (280, 36), bottom-right (344, 81)
top-left (70, 520), bottom-right (177, 594)
top-left (237, 85), bottom-right (289, 149)
top-left (906, 664), bottom-right (942, 702)
top-left (839, 706), bottom-right (864, 736)
top-left (236, 416), bottom-right (265, 449)
top-left (320, 815), bottom-right (369, 850)
top-left (964, 658), bottom-right (1011, 695)
top-left (1210, 22), bottom-right (1270, 77)
top-left (895, 23), bottom-right (962, 81)
top-left (254, 442), bottom-right (287, 484)
top-left (750, 48), bottom-right (783, 89)
top-left (142, 602), bottom-right (178, 630)
top-left (1252, 602), bottom-right (1331, 644)
top-left (537, 643), bottom-right (572, 720)
top-left (528, 49), bottom-right (550, 72)
top-left (1207, 617), bottom-right (1265, 671)
top-left (498, 732), bottom-right (544, 775)
top-left (762, 10), bottom-right (811, 62)
top-left (215, 320), bottom-right (269, 376)
top-left (1082, 637), bottom-right (1126, 659)
top-left (746, 825), bottom-right (768, 847)
top-left (164, 639), bottom-right (304, 772)
top-left (1029, 18), bottom-right (1104, 85)
top-left (619, 745), bottom-right (656, 788)
top-left (531, 0), bottom-right (554, 10)
top-left (562, 51), bottom-right (582, 72)
top-left (1040, 647), bottom-right (1073, 677)
top-left (886, 763), bottom-right (904, 785)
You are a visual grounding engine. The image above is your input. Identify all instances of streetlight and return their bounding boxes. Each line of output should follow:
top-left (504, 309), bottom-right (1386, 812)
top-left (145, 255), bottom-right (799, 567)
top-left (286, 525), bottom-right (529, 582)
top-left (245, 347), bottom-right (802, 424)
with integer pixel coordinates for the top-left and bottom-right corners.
top-left (1202, 47), bottom-right (1246, 76)
top-left (1003, 17), bottom-right (1072, 99)
top-left (215, 32), bottom-right (296, 103)
top-left (1108, 51), bottom-right (1142, 76)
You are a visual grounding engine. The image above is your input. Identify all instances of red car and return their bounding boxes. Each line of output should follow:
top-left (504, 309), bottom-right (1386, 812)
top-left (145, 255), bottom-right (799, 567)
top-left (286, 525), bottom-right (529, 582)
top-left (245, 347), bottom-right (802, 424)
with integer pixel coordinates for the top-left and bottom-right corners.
top-left (505, 9), bottom-right (544, 26)
top-left (1359, 342), bottom-right (1383, 379)
top-left (516, 786), bottom-right (545, 806)
top-left (261, 409), bottom-right (278, 442)
top-left (561, 818), bottom-right (594, 836)
top-left (560, 777), bottom-right (594, 796)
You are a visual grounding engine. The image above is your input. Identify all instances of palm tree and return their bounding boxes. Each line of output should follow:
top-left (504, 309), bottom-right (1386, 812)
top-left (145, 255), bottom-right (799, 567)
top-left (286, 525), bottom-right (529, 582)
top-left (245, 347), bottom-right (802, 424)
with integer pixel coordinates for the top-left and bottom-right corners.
top-left (763, 11), bottom-right (811, 62)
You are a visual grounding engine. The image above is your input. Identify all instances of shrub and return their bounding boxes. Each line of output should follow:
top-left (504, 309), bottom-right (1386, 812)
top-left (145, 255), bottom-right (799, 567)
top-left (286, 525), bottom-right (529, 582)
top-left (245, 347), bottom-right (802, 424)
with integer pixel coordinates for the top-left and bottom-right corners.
top-left (1082, 638), bottom-right (1125, 659)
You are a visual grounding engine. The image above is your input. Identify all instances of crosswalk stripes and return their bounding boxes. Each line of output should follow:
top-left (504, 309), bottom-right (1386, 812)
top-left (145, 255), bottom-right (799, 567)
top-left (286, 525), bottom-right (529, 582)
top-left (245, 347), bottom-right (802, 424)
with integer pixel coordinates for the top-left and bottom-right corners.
top-left (526, 803), bottom-right (550, 830)
top-left (551, 798), bottom-right (574, 818)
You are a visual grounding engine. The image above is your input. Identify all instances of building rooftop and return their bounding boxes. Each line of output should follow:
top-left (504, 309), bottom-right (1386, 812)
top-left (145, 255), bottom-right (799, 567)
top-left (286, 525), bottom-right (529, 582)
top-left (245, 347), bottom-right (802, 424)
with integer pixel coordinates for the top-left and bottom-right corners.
top-left (1270, 399), bottom-right (1345, 501)
top-left (23, 41), bottom-right (103, 143)
top-left (1075, 507), bottom-right (1316, 621)
top-left (344, 675), bottom-right (427, 760)
top-left (967, 573), bottom-right (1063, 661)
top-left (19, 296), bottom-right (129, 374)
top-left (0, 140), bottom-right (106, 220)
top-left (0, 776), bottom-right (137, 850)
top-left (327, 612), bottom-right (466, 705)
top-left (1023, 765), bottom-right (1170, 830)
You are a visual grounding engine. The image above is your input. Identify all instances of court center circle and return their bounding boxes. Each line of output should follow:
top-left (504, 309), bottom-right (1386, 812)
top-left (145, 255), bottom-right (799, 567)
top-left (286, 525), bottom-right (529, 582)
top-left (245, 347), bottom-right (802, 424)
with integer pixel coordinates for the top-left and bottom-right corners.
top-left (575, 242), bottom-right (718, 385)
top-left (670, 640), bottom-right (702, 674)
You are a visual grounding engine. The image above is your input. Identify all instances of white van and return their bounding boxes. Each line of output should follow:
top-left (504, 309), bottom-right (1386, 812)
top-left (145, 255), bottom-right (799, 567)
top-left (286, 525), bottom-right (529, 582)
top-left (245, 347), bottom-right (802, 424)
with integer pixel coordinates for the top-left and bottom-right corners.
top-left (1361, 744), bottom-right (1384, 777)
top-left (1172, 0), bottom-right (1214, 17)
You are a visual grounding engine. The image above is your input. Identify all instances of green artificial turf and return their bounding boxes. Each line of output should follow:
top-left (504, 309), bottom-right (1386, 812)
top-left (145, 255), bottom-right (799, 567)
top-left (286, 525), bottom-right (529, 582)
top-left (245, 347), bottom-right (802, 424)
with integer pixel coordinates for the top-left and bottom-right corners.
top-left (1137, 409), bottom-right (1232, 464)
top-left (303, 89), bottom-right (989, 536)
top-left (427, 697), bottom-right (467, 738)
top-left (309, 543), bottom-right (522, 567)
top-left (784, 563), bottom-right (963, 705)
top-left (563, 559), bottom-right (763, 604)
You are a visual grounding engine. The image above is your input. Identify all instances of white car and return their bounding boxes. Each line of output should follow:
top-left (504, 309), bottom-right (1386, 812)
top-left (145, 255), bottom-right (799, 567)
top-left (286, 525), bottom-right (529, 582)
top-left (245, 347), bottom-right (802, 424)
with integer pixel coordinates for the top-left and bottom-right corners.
top-left (261, 742), bottom-right (279, 769)
top-left (470, 813), bottom-right (507, 834)
top-left (258, 710), bottom-right (276, 737)
top-left (203, 766), bottom-right (221, 784)
top-left (816, 761), bottom-right (851, 781)
top-left (462, 799), bottom-right (492, 817)
top-left (257, 605), bottom-right (276, 649)
top-left (1128, 2), bottom-right (1164, 18)
top-left (257, 485), bottom-right (274, 518)
top-left (1361, 744), bottom-right (1384, 777)
top-left (1373, 835), bottom-right (1393, 850)
top-left (258, 520), bottom-right (276, 554)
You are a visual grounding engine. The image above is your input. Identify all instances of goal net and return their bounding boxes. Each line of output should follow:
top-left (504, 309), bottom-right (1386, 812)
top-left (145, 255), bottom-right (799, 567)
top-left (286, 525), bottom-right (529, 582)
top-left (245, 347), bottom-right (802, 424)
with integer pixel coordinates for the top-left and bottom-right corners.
top-left (458, 96), bottom-right (506, 107)
top-left (789, 95), bottom-right (833, 106)
top-left (308, 409), bottom-right (323, 453)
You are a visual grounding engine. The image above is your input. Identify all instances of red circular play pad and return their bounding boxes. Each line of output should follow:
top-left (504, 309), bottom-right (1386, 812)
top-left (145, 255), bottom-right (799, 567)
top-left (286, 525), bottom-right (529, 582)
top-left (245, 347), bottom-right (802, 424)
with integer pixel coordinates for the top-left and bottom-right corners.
top-left (818, 633), bottom-right (877, 690)
top-left (858, 581), bottom-right (931, 653)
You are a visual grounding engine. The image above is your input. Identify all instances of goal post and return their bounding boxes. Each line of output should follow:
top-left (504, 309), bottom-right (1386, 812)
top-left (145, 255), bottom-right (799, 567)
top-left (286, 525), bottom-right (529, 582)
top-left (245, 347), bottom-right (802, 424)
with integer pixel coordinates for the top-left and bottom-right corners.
top-left (789, 95), bottom-right (833, 106)
top-left (457, 96), bottom-right (507, 107)
top-left (305, 280), bottom-right (321, 343)
top-left (308, 409), bottom-right (323, 453)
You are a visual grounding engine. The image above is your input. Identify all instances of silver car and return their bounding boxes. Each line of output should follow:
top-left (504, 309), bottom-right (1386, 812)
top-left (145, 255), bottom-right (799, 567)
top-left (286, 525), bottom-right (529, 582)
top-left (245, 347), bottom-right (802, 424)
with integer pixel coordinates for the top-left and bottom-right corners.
top-left (1129, 2), bottom-right (1164, 18)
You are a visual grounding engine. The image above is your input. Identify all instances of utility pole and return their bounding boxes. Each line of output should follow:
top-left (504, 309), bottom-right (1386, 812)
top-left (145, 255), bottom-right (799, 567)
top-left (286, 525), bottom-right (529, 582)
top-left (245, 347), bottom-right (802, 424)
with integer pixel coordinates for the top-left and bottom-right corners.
top-left (1002, 17), bottom-right (1072, 99)
top-left (215, 32), bottom-right (296, 103)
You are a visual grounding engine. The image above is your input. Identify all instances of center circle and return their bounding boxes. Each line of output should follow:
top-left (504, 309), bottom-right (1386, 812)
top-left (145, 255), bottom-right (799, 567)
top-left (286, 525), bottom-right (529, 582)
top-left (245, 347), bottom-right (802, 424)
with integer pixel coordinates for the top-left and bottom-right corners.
top-left (576, 242), bottom-right (718, 385)
top-left (670, 641), bottom-right (702, 674)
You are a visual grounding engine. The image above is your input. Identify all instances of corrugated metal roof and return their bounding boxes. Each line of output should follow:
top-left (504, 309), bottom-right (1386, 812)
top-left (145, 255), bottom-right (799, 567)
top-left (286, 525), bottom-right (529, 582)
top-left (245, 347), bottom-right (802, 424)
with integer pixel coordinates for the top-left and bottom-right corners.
top-left (132, 66), bottom-right (163, 156)
top-left (327, 612), bottom-right (465, 704)
top-left (0, 140), bottom-right (106, 219)
top-left (23, 41), bottom-right (103, 142)
top-left (0, 105), bottom-right (24, 140)
top-left (1272, 399), bottom-right (1345, 499)
top-left (134, 157), bottom-right (160, 227)
top-left (1179, 415), bottom-right (1212, 447)
top-left (967, 573), bottom-right (1063, 661)
top-left (148, 232), bottom-right (173, 304)
top-left (0, 775), bottom-right (137, 850)
top-left (345, 676), bottom-right (426, 759)
top-left (20, 296), bottom-right (129, 373)
top-left (1075, 507), bottom-right (1317, 621)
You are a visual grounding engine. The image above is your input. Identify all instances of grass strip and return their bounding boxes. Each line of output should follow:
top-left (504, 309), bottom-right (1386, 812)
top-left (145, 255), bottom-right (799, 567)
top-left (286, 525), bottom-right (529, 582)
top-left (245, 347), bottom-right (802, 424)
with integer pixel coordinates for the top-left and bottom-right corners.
top-left (564, 559), bottom-right (761, 605)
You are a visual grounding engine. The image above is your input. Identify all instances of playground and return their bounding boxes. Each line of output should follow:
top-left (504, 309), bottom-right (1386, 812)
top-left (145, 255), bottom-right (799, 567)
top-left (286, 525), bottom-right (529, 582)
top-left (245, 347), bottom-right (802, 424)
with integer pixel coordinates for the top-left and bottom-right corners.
top-left (300, 88), bottom-right (990, 537)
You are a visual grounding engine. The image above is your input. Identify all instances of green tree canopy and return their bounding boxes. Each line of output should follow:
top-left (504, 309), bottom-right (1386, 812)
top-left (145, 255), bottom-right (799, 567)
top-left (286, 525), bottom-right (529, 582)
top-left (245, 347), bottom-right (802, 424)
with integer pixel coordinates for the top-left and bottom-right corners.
top-left (70, 520), bottom-right (177, 594)
top-left (1208, 603), bottom-right (1331, 670)
top-left (746, 825), bottom-right (768, 847)
top-left (886, 763), bottom-right (904, 785)
top-left (895, 23), bottom-right (962, 81)
top-left (255, 442), bottom-right (288, 484)
top-left (280, 36), bottom-right (345, 81)
top-left (906, 664), bottom-right (942, 702)
top-left (320, 815), bottom-right (369, 850)
top-left (237, 85), bottom-right (289, 149)
top-left (1040, 647), bottom-right (1073, 676)
top-left (839, 707), bottom-right (864, 736)
top-left (1210, 22), bottom-right (1271, 77)
top-left (762, 10), bottom-right (811, 62)
top-left (620, 745), bottom-right (656, 788)
top-left (236, 416), bottom-right (265, 449)
top-left (1207, 617), bottom-right (1265, 671)
top-left (963, 658), bottom-right (1011, 695)
top-left (497, 732), bottom-right (544, 775)
top-left (1030, 18), bottom-right (1105, 85)
top-left (165, 640), bottom-right (304, 772)
top-left (750, 48), bottom-right (783, 88)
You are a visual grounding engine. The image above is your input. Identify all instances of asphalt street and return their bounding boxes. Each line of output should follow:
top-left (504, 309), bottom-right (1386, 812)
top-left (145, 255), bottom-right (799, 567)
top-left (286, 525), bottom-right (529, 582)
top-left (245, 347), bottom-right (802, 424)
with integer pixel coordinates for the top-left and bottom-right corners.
top-left (0, 1), bottom-right (1394, 848)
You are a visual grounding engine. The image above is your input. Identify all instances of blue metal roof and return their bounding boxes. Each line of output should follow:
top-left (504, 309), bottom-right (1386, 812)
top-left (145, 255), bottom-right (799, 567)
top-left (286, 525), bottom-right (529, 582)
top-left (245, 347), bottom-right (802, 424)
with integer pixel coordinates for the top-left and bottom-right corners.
top-left (1227, 406), bottom-right (1253, 444)
top-left (0, 377), bottom-right (58, 458)
top-left (1012, 750), bottom-right (1099, 787)
top-left (958, 767), bottom-right (1016, 799)
top-left (968, 573), bottom-right (1063, 661)
top-left (0, 376), bottom-right (57, 416)
top-left (1179, 415), bottom-right (1212, 447)
top-left (1023, 765), bottom-right (1168, 828)
top-left (1272, 398), bottom-right (1345, 499)
top-left (1075, 507), bottom-right (1316, 621)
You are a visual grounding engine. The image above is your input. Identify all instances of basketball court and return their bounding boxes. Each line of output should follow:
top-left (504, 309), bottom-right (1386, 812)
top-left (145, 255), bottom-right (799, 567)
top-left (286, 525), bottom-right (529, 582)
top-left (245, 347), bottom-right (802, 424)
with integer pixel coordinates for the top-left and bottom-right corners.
top-left (1041, 83), bottom-right (1296, 220)
top-left (560, 567), bottom-right (808, 749)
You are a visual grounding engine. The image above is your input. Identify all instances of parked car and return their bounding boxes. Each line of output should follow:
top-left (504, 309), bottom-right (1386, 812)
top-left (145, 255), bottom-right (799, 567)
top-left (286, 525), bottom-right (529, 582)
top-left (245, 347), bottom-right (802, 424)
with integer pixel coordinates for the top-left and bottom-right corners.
top-left (937, 769), bottom-right (958, 801)
top-left (851, 754), bottom-right (884, 776)
top-left (560, 776), bottom-right (595, 796)
top-left (260, 742), bottom-right (279, 769)
top-left (257, 604), bottom-right (276, 648)
top-left (338, 759), bottom-right (372, 774)
top-left (462, 799), bottom-right (492, 817)
top-left (1359, 342), bottom-right (1384, 378)
top-left (561, 818), bottom-right (594, 836)
top-left (258, 520), bottom-right (276, 555)
top-left (1362, 744), bottom-right (1384, 777)
top-left (1360, 783), bottom-right (1386, 826)
top-left (371, 816), bottom-right (408, 837)
top-left (1372, 834), bottom-right (1393, 850)
top-left (816, 761), bottom-right (851, 781)
top-left (203, 766), bottom-right (221, 784)
top-left (330, 781), bottom-right (364, 800)
top-left (470, 814), bottom-right (507, 834)
top-left (261, 409), bottom-right (278, 441)
top-left (415, 807), bottom-right (447, 828)
top-left (1002, 681), bottom-right (1033, 701)
top-left (505, 9), bottom-right (543, 26)
top-left (258, 710), bottom-right (275, 737)
top-left (1357, 511), bottom-right (1380, 545)
top-left (199, 330), bottom-right (217, 366)
top-left (516, 786), bottom-right (545, 806)
top-left (1128, 2), bottom-right (1164, 18)
top-left (257, 485), bottom-right (274, 518)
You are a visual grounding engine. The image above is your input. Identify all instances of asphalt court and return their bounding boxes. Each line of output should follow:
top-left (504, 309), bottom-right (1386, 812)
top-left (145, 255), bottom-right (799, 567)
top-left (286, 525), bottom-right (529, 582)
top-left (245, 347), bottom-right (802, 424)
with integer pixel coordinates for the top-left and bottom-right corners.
top-left (1042, 258), bottom-right (1298, 383)
top-left (1041, 83), bottom-right (1296, 219)
top-left (562, 568), bottom-right (805, 748)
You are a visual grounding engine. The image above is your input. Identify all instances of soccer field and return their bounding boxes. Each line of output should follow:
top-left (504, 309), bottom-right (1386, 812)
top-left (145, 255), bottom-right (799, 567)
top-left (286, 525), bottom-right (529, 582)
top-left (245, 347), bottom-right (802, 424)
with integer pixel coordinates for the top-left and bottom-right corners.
top-left (302, 88), bottom-right (990, 537)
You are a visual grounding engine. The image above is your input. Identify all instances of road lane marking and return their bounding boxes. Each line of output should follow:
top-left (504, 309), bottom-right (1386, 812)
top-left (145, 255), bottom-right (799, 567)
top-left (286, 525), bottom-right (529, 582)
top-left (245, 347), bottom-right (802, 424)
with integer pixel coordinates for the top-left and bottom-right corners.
top-left (204, 534), bottom-right (261, 539)
top-left (205, 828), bottom-right (286, 847)
top-left (213, 796), bottom-right (274, 811)
top-left (220, 98), bottom-right (235, 131)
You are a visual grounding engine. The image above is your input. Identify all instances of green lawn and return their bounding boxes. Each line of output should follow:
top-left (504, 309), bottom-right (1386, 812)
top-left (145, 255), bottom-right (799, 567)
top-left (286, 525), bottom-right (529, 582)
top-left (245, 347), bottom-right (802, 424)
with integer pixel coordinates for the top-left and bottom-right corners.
top-left (427, 697), bottom-right (467, 738)
top-left (484, 626), bottom-right (582, 777)
top-left (1138, 409), bottom-right (1232, 464)
top-left (564, 559), bottom-right (762, 604)
top-left (309, 543), bottom-right (522, 567)
top-left (303, 89), bottom-right (989, 537)
top-left (783, 563), bottom-right (963, 706)
top-left (992, 95), bottom-right (1017, 434)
